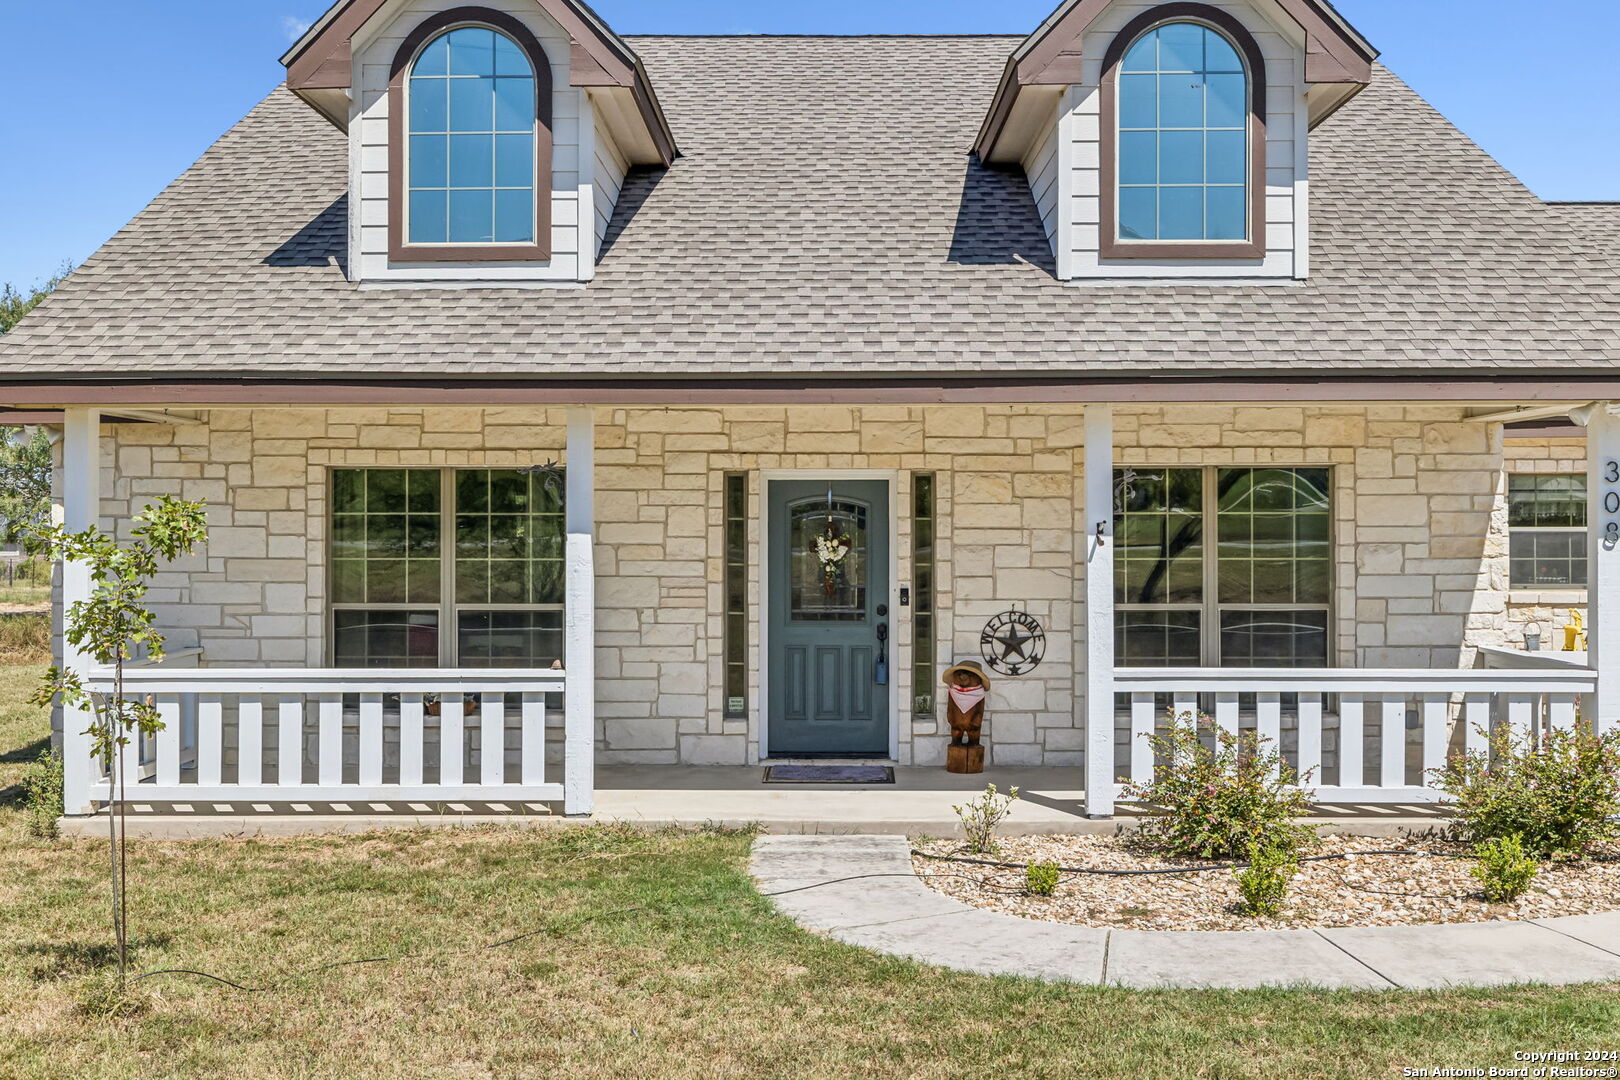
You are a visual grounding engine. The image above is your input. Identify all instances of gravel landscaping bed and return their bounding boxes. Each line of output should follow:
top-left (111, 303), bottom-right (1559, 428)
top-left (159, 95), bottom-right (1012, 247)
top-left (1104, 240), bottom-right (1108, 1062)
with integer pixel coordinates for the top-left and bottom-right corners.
top-left (912, 835), bottom-right (1620, 931)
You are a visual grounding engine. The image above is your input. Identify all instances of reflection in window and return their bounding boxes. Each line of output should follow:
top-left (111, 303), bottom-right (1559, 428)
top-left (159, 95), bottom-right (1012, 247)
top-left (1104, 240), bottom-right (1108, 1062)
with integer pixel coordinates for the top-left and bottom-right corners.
top-left (1114, 466), bottom-right (1332, 668)
top-left (789, 498), bottom-right (868, 621)
top-left (1115, 467), bottom-right (1203, 604)
top-left (333, 609), bottom-right (441, 668)
top-left (457, 609), bottom-right (563, 667)
top-left (1508, 474), bottom-right (1588, 588)
top-left (1117, 21), bottom-right (1248, 241)
top-left (407, 26), bottom-right (536, 244)
top-left (911, 474), bottom-right (936, 717)
top-left (455, 468), bottom-right (565, 605)
top-left (1219, 610), bottom-right (1329, 667)
top-left (330, 468), bottom-right (442, 606)
top-left (331, 467), bottom-right (564, 667)
top-left (1215, 468), bottom-right (1331, 606)
top-left (1116, 609), bottom-right (1202, 667)
top-left (724, 474), bottom-right (748, 718)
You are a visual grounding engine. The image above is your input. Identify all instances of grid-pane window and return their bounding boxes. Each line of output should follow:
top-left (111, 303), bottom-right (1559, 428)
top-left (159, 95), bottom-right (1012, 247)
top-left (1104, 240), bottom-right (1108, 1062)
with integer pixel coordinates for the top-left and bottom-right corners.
top-left (407, 26), bottom-right (536, 244)
top-left (912, 473), bottom-right (937, 717)
top-left (723, 474), bottom-right (748, 718)
top-left (1117, 21), bottom-right (1248, 241)
top-left (1114, 466), bottom-right (1332, 667)
top-left (1508, 474), bottom-right (1588, 588)
top-left (331, 468), bottom-right (443, 606)
top-left (331, 467), bottom-right (564, 667)
top-left (454, 469), bottom-right (565, 605)
top-left (1215, 468), bottom-right (1331, 607)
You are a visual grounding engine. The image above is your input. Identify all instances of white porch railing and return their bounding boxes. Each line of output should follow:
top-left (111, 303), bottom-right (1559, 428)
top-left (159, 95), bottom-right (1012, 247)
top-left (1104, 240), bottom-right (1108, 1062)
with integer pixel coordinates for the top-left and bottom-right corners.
top-left (69, 667), bottom-right (578, 813)
top-left (1110, 666), bottom-right (1599, 806)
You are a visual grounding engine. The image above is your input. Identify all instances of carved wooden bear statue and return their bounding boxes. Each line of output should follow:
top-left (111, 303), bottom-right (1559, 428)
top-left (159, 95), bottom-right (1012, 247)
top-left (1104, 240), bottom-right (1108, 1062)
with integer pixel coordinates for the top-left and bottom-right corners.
top-left (942, 660), bottom-right (990, 774)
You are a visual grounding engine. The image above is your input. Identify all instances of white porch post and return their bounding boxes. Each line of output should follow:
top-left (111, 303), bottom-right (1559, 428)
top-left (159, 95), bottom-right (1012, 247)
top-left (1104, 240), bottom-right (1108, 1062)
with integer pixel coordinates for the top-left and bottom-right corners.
top-left (1588, 403), bottom-right (1620, 736)
top-left (60, 407), bottom-right (101, 815)
top-left (564, 407), bottom-right (597, 815)
top-left (1083, 404), bottom-right (1116, 818)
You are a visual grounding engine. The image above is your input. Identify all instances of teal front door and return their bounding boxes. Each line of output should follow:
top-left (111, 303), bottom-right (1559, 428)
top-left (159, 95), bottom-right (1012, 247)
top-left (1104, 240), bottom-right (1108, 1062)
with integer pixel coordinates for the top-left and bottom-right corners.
top-left (767, 480), bottom-right (891, 756)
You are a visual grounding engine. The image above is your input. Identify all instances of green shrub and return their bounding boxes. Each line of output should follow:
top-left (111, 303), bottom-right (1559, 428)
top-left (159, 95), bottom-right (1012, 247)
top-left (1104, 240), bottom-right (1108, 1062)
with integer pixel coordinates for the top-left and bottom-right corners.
top-left (1235, 838), bottom-right (1297, 917)
top-left (1435, 726), bottom-right (1620, 859)
top-left (952, 783), bottom-right (1019, 854)
top-left (1471, 834), bottom-right (1538, 903)
top-left (21, 747), bottom-right (64, 840)
top-left (1122, 711), bottom-right (1317, 860)
top-left (1025, 861), bottom-right (1060, 896)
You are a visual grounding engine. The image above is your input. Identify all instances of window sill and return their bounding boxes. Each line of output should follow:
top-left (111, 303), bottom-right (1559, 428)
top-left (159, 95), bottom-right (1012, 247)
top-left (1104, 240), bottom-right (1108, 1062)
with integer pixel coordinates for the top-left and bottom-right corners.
top-left (1508, 589), bottom-right (1588, 605)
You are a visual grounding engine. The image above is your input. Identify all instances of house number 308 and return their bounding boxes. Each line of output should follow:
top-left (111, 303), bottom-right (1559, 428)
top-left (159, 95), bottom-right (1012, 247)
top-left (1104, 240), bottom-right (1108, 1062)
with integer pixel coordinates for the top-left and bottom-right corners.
top-left (1607, 460), bottom-right (1620, 545)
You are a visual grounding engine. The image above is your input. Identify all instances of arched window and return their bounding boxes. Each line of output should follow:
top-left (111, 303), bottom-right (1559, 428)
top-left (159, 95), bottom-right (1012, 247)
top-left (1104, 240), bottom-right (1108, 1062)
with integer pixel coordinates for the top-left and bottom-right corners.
top-left (388, 9), bottom-right (553, 262)
top-left (1118, 22), bottom-right (1245, 241)
top-left (1101, 6), bottom-right (1265, 259)
top-left (407, 26), bottom-right (536, 244)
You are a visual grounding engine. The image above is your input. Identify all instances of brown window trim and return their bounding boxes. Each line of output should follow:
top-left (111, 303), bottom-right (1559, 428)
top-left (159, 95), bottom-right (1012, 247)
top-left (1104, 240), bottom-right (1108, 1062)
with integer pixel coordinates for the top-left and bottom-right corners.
top-left (1098, 3), bottom-right (1268, 262)
top-left (387, 6), bottom-right (555, 264)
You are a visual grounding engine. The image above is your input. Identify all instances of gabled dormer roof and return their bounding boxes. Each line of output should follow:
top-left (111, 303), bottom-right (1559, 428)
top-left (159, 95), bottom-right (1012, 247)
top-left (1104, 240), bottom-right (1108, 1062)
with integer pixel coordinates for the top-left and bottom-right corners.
top-left (280, 0), bottom-right (676, 164)
top-left (975, 0), bottom-right (1378, 163)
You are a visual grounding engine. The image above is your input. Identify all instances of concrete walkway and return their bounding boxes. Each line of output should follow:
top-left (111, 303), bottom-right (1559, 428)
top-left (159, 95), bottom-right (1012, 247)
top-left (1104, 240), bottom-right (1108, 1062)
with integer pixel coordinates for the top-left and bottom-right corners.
top-left (750, 835), bottom-right (1620, 990)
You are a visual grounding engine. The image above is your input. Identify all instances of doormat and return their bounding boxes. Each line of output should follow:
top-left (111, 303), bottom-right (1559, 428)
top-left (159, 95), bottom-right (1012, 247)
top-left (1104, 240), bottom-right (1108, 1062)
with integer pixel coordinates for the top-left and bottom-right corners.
top-left (762, 765), bottom-right (895, 784)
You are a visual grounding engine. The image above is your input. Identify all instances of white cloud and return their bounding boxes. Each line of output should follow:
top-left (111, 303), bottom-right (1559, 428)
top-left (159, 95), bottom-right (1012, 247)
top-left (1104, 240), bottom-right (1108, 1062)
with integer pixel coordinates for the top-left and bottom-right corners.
top-left (282, 15), bottom-right (313, 41)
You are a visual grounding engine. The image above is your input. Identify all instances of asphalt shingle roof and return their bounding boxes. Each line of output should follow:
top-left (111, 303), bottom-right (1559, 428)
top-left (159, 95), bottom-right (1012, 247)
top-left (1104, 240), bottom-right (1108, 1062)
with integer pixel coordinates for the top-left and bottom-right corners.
top-left (1, 35), bottom-right (1616, 382)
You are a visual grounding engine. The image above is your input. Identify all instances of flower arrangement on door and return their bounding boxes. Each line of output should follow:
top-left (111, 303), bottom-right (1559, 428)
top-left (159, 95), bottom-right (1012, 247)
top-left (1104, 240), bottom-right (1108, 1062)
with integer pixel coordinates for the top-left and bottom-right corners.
top-left (814, 526), bottom-right (852, 596)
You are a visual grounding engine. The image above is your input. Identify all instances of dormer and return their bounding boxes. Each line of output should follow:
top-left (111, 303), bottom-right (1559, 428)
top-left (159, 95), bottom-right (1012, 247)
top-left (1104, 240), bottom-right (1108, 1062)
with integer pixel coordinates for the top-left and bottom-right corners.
top-left (976, 0), bottom-right (1375, 282)
top-left (281, 0), bottom-right (676, 285)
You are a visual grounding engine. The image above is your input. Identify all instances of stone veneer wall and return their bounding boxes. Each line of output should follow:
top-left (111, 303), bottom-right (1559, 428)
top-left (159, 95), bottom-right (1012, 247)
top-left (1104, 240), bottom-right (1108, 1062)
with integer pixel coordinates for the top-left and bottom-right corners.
top-left (88, 404), bottom-right (1522, 767)
top-left (1499, 437), bottom-right (1590, 652)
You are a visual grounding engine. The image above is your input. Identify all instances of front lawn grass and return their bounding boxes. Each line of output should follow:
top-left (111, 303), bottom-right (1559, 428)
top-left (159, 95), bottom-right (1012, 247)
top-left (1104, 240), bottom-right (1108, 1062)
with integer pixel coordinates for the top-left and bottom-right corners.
top-left (0, 583), bottom-right (51, 608)
top-left (1, 662), bottom-right (1616, 1079)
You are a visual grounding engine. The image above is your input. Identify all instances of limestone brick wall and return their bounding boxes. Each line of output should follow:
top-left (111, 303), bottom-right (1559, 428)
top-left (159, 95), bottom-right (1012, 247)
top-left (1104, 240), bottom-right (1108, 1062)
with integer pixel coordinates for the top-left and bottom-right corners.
top-left (1500, 438), bottom-right (1589, 652)
top-left (1110, 405), bottom-right (1510, 671)
top-left (92, 403), bottom-right (1527, 768)
top-left (92, 406), bottom-right (1083, 766)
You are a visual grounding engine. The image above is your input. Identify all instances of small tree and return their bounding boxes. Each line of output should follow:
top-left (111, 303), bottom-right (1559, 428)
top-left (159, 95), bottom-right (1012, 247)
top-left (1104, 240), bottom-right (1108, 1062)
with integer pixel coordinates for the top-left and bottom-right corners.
top-left (0, 426), bottom-right (54, 549)
top-left (30, 496), bottom-right (207, 985)
top-left (0, 262), bottom-right (73, 334)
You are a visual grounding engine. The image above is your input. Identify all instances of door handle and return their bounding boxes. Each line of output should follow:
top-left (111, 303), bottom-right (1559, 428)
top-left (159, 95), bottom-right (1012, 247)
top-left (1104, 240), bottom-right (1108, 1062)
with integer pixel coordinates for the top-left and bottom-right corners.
top-left (875, 622), bottom-right (889, 685)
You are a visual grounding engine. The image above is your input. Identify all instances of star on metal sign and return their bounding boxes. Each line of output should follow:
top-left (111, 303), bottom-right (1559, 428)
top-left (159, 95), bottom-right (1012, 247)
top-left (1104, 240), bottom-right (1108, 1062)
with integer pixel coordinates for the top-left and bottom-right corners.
top-left (979, 609), bottom-right (1046, 676)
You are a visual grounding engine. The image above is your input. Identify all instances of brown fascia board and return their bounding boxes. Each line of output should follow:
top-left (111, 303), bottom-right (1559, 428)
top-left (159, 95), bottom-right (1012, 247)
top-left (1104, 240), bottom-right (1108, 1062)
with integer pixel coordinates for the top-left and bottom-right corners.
top-left (6, 375), bottom-right (1620, 410)
top-left (974, 0), bottom-right (1377, 161)
top-left (282, 0), bottom-right (676, 163)
top-left (1503, 421), bottom-right (1588, 440)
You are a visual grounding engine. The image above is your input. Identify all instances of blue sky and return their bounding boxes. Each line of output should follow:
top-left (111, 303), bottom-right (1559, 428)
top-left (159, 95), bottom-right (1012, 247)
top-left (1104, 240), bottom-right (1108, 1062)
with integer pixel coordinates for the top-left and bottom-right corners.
top-left (1, 0), bottom-right (1615, 289)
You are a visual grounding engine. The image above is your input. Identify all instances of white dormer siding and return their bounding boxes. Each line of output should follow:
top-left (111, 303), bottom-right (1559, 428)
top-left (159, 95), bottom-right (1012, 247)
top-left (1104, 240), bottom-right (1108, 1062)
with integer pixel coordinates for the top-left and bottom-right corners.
top-left (592, 105), bottom-right (629, 261)
top-left (348, 0), bottom-right (596, 284)
top-left (1023, 114), bottom-right (1062, 254)
top-left (1033, 0), bottom-right (1310, 281)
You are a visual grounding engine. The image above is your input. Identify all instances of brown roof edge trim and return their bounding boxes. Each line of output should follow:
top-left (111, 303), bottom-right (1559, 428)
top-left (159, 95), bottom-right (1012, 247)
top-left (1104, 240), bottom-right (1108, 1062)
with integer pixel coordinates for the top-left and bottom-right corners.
top-left (976, 0), bottom-right (1374, 159)
top-left (8, 377), bottom-right (1620, 408)
top-left (386, 8), bottom-right (555, 264)
top-left (1098, 4), bottom-right (1267, 262)
top-left (1503, 421), bottom-right (1587, 439)
top-left (283, 0), bottom-right (675, 160)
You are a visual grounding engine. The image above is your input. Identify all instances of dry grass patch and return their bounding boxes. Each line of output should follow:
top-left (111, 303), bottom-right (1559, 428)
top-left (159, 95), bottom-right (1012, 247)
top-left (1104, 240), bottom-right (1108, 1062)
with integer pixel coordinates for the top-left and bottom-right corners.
top-left (0, 614), bottom-right (48, 665)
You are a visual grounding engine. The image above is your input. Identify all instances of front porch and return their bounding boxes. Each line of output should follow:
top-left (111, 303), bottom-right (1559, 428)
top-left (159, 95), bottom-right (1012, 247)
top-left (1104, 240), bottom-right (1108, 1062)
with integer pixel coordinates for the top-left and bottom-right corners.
top-left (56, 763), bottom-right (1455, 839)
top-left (51, 397), bottom-right (1620, 822)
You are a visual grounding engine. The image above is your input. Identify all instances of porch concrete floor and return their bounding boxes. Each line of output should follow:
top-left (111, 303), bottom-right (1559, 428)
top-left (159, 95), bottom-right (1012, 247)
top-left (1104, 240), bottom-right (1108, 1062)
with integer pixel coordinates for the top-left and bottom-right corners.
top-left (57, 765), bottom-right (1452, 839)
